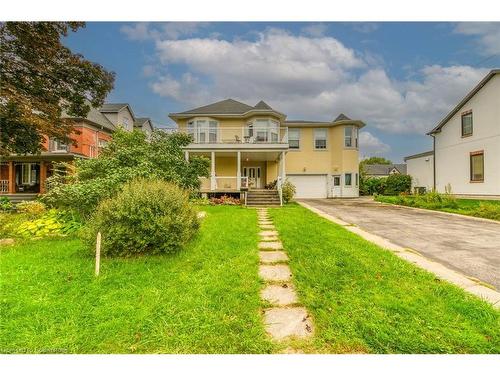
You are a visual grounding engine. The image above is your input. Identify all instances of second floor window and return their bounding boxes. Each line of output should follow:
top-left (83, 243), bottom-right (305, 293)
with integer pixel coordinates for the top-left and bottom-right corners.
top-left (187, 119), bottom-right (218, 143)
top-left (50, 139), bottom-right (68, 152)
top-left (288, 129), bottom-right (300, 149)
top-left (314, 129), bottom-right (327, 149)
top-left (344, 126), bottom-right (358, 148)
top-left (462, 111), bottom-right (473, 137)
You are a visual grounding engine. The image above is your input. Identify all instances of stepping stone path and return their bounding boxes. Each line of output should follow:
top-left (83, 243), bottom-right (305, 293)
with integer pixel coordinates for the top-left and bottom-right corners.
top-left (256, 208), bottom-right (313, 342)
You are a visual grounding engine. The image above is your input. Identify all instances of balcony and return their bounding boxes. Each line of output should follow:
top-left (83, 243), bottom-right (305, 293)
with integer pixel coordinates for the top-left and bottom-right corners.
top-left (181, 127), bottom-right (289, 145)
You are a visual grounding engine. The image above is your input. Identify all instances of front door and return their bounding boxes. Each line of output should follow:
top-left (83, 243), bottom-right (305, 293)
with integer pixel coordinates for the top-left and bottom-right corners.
top-left (243, 167), bottom-right (261, 189)
top-left (332, 175), bottom-right (341, 197)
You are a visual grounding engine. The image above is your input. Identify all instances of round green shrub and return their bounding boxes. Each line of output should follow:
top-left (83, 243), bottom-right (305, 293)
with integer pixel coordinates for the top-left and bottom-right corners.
top-left (83, 178), bottom-right (199, 256)
top-left (281, 179), bottom-right (296, 203)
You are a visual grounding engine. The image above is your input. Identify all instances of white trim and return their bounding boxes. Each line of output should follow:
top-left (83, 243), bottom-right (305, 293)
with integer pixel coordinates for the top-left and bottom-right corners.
top-left (313, 128), bottom-right (328, 150)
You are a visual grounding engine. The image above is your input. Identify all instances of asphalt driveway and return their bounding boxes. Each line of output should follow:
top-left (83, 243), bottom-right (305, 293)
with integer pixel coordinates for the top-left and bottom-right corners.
top-left (300, 198), bottom-right (500, 290)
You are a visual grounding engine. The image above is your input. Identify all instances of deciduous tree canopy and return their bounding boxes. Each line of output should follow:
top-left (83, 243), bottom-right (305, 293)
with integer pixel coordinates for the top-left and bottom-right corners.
top-left (0, 22), bottom-right (114, 155)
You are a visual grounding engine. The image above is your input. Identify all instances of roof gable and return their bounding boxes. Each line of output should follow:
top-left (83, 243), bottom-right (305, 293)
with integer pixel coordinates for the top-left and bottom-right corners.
top-left (179, 99), bottom-right (255, 115)
top-left (254, 100), bottom-right (273, 110)
top-left (428, 69), bottom-right (499, 135)
top-left (334, 113), bottom-right (352, 122)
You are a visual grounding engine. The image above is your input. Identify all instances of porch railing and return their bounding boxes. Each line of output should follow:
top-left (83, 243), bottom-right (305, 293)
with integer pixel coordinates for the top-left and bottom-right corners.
top-left (198, 176), bottom-right (249, 191)
top-left (0, 180), bottom-right (8, 193)
top-left (180, 127), bottom-right (288, 145)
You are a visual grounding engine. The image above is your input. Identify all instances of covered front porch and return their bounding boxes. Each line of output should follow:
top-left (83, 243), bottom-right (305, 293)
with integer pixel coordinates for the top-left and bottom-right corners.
top-left (185, 149), bottom-right (287, 193)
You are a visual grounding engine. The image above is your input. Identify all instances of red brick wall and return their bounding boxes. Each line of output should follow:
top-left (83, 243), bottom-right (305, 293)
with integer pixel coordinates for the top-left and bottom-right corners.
top-left (42, 123), bottom-right (112, 158)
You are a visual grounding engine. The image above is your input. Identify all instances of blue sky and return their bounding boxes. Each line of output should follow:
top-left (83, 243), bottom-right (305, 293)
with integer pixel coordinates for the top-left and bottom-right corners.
top-left (64, 22), bottom-right (500, 162)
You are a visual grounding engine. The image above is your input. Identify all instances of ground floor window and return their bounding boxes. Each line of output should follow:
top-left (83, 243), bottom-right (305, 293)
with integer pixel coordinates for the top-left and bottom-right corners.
top-left (470, 151), bottom-right (484, 182)
top-left (345, 173), bottom-right (352, 186)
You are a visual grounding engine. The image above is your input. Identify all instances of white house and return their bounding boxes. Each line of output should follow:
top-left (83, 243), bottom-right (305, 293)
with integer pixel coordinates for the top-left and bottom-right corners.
top-left (426, 69), bottom-right (500, 197)
top-left (404, 151), bottom-right (434, 193)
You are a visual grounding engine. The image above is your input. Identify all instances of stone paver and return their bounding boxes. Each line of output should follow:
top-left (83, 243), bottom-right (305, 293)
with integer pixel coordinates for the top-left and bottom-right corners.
top-left (260, 236), bottom-right (280, 242)
top-left (258, 241), bottom-right (283, 250)
top-left (259, 230), bottom-right (279, 237)
top-left (259, 251), bottom-right (289, 263)
top-left (259, 264), bottom-right (292, 282)
top-left (263, 307), bottom-right (313, 340)
top-left (259, 224), bottom-right (275, 230)
top-left (261, 284), bottom-right (298, 305)
top-left (256, 208), bottom-right (314, 340)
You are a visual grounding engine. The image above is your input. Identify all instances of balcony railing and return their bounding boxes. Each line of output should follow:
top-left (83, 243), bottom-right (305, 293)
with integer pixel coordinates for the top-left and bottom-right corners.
top-left (181, 127), bottom-right (288, 144)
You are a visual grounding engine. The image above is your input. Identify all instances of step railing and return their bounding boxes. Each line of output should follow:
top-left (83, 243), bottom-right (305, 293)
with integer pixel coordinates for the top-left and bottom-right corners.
top-left (0, 180), bottom-right (9, 193)
top-left (276, 176), bottom-right (283, 206)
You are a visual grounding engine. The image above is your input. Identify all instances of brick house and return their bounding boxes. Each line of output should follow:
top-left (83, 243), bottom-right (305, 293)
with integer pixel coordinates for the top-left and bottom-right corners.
top-left (0, 103), bottom-right (153, 200)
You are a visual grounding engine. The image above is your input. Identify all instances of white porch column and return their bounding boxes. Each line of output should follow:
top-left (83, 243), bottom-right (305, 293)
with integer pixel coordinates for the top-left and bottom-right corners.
top-left (236, 151), bottom-right (241, 190)
top-left (280, 151), bottom-right (286, 181)
top-left (184, 151), bottom-right (189, 162)
top-left (210, 151), bottom-right (216, 191)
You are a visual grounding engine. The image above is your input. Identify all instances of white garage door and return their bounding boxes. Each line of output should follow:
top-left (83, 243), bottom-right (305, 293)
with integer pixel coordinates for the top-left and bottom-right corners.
top-left (287, 174), bottom-right (328, 198)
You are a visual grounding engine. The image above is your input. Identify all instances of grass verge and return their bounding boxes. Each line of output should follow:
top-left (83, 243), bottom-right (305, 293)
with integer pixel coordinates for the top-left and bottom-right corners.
top-left (270, 204), bottom-right (500, 353)
top-left (1, 206), bottom-right (273, 354)
top-left (375, 195), bottom-right (500, 221)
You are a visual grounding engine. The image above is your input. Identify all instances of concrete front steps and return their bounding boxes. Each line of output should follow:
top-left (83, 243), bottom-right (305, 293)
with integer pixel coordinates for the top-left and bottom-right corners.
top-left (246, 189), bottom-right (281, 207)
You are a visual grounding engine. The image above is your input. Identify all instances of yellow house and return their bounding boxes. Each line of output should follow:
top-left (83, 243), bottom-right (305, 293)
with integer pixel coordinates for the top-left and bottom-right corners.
top-left (169, 99), bottom-right (365, 201)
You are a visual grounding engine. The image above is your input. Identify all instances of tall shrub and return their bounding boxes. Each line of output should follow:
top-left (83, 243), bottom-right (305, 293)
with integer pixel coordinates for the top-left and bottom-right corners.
top-left (83, 179), bottom-right (199, 256)
top-left (42, 129), bottom-right (209, 217)
top-left (384, 174), bottom-right (412, 195)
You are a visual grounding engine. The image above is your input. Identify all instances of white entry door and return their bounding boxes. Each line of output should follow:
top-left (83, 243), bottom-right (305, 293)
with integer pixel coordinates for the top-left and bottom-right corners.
top-left (332, 175), bottom-right (342, 197)
top-left (243, 167), bottom-right (261, 189)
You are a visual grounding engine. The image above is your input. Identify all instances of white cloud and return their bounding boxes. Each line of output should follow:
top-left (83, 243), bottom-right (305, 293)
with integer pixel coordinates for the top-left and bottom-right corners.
top-left (146, 28), bottom-right (488, 134)
top-left (359, 131), bottom-right (390, 157)
top-left (454, 22), bottom-right (500, 55)
top-left (301, 23), bottom-right (328, 37)
top-left (120, 22), bottom-right (210, 41)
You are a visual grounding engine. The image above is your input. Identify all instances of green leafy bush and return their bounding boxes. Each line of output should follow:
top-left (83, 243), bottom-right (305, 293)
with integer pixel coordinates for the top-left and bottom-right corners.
top-left (281, 179), bottom-right (296, 203)
top-left (360, 177), bottom-right (386, 195)
top-left (0, 196), bottom-right (13, 212)
top-left (384, 174), bottom-right (412, 195)
top-left (14, 209), bottom-right (82, 238)
top-left (83, 178), bottom-right (199, 257)
top-left (16, 200), bottom-right (46, 217)
top-left (42, 129), bottom-right (210, 218)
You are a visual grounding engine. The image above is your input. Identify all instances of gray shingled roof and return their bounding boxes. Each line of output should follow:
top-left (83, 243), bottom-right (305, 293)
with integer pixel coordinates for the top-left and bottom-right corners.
top-left (334, 113), bottom-right (352, 122)
top-left (134, 117), bottom-right (150, 127)
top-left (364, 164), bottom-right (407, 176)
top-left (254, 100), bottom-right (273, 110)
top-left (99, 103), bottom-right (129, 112)
top-left (63, 106), bottom-right (115, 132)
top-left (178, 99), bottom-right (256, 115)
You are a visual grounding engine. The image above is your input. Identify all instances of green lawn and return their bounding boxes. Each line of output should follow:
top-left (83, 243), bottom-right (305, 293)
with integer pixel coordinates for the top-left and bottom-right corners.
top-left (0, 206), bottom-right (274, 354)
top-left (2, 204), bottom-right (500, 354)
top-left (269, 204), bottom-right (500, 354)
top-left (375, 195), bottom-right (500, 221)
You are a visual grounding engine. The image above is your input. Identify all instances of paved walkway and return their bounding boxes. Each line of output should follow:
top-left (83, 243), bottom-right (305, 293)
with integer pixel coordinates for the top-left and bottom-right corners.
top-left (299, 198), bottom-right (500, 307)
top-left (256, 208), bottom-right (313, 341)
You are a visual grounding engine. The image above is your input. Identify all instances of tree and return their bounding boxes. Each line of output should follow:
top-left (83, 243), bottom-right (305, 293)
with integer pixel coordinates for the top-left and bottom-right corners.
top-left (42, 129), bottom-right (210, 217)
top-left (0, 22), bottom-right (115, 155)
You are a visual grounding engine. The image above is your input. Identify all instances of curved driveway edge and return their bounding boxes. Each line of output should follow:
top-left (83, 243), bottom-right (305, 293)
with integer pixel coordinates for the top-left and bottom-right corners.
top-left (297, 199), bottom-right (500, 308)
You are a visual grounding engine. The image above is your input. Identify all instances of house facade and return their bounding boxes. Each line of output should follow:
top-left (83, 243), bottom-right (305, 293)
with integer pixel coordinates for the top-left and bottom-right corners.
top-left (169, 99), bottom-right (365, 198)
top-left (426, 69), bottom-right (500, 197)
top-left (0, 103), bottom-right (154, 199)
top-left (363, 164), bottom-right (407, 179)
top-left (404, 151), bottom-right (434, 193)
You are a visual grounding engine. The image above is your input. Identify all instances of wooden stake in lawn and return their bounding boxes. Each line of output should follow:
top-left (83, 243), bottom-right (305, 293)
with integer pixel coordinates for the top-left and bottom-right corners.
top-left (95, 232), bottom-right (101, 276)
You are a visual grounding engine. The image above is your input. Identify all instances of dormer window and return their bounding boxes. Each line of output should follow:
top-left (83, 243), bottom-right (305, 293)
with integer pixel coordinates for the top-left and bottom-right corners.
top-left (461, 111), bottom-right (473, 137)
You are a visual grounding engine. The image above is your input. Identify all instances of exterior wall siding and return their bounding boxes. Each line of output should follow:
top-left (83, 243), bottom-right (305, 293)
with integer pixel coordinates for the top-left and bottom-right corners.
top-left (407, 155), bottom-right (434, 192)
top-left (434, 75), bottom-right (500, 195)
